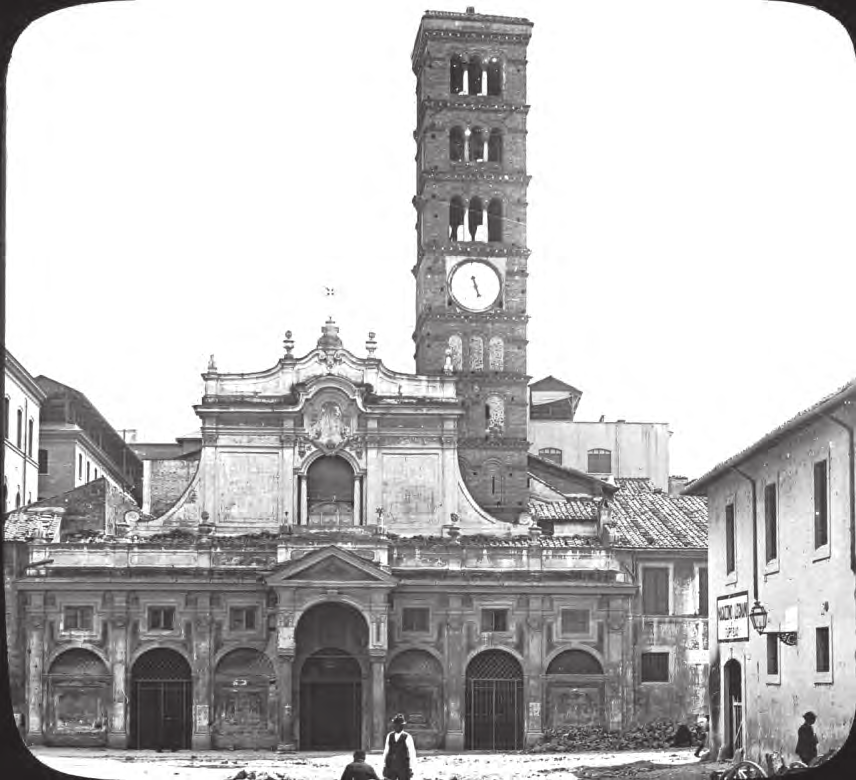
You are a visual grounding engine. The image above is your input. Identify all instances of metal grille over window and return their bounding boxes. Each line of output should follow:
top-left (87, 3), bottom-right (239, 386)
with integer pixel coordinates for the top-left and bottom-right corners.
top-left (486, 395), bottom-right (505, 435)
top-left (448, 335), bottom-right (463, 372)
top-left (469, 335), bottom-right (484, 371)
top-left (488, 337), bottom-right (504, 370)
top-left (640, 652), bottom-right (669, 682)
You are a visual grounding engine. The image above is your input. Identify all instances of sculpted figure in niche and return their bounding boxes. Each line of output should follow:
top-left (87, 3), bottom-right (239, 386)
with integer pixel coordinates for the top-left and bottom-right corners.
top-left (311, 401), bottom-right (350, 448)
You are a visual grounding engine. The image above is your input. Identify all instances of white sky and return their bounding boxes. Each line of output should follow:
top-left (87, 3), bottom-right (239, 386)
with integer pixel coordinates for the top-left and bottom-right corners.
top-left (5, 0), bottom-right (856, 479)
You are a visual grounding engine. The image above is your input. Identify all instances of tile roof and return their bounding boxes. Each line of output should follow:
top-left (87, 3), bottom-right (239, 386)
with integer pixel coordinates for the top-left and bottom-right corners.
top-left (608, 478), bottom-right (707, 550)
top-left (686, 376), bottom-right (856, 494)
top-left (529, 497), bottom-right (598, 521)
top-left (530, 375), bottom-right (582, 394)
top-left (4, 510), bottom-right (63, 542)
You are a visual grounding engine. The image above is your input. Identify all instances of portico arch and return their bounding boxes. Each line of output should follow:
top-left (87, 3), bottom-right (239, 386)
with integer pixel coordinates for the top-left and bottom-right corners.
top-left (544, 647), bottom-right (606, 730)
top-left (45, 649), bottom-right (111, 746)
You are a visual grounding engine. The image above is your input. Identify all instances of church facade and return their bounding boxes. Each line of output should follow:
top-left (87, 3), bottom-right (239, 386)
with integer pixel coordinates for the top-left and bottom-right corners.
top-left (4, 10), bottom-right (709, 753)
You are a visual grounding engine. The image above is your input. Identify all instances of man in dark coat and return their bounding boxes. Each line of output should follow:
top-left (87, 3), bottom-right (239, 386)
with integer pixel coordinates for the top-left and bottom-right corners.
top-left (340, 750), bottom-right (380, 780)
top-left (796, 711), bottom-right (818, 765)
top-left (382, 714), bottom-right (416, 780)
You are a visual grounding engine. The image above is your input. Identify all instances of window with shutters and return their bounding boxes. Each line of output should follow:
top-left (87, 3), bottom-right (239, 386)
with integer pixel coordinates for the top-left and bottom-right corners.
top-left (640, 652), bottom-right (670, 682)
top-left (766, 634), bottom-right (779, 681)
top-left (764, 482), bottom-right (778, 564)
top-left (481, 608), bottom-right (509, 633)
top-left (229, 607), bottom-right (258, 632)
top-left (148, 606), bottom-right (176, 631)
top-left (815, 626), bottom-right (831, 676)
top-left (63, 606), bottom-right (94, 632)
top-left (813, 460), bottom-right (829, 551)
top-left (642, 566), bottom-right (670, 615)
top-left (587, 448), bottom-right (611, 474)
top-left (560, 608), bottom-right (590, 636)
top-left (725, 503), bottom-right (736, 576)
top-left (697, 566), bottom-right (708, 617)
top-left (402, 607), bottom-right (430, 634)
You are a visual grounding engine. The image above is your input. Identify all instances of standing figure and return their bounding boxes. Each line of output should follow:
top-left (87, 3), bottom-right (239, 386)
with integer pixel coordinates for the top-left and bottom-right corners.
top-left (341, 750), bottom-right (380, 780)
top-left (796, 711), bottom-right (819, 765)
top-left (382, 714), bottom-right (417, 780)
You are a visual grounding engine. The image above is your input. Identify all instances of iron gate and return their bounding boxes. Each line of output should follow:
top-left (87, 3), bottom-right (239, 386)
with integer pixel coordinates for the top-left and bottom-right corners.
top-left (130, 649), bottom-right (192, 750)
top-left (465, 650), bottom-right (524, 750)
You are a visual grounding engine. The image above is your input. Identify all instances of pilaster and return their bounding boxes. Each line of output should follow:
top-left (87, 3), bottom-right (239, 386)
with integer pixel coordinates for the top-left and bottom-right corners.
top-left (444, 596), bottom-right (465, 750)
top-left (25, 597), bottom-right (45, 744)
top-left (191, 595), bottom-right (212, 750)
top-left (108, 599), bottom-right (129, 748)
top-left (276, 652), bottom-right (296, 751)
top-left (525, 596), bottom-right (544, 746)
top-left (370, 654), bottom-right (386, 750)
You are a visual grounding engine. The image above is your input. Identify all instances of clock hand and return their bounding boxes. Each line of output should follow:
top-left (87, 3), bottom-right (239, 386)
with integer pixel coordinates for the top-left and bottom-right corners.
top-left (471, 275), bottom-right (481, 297)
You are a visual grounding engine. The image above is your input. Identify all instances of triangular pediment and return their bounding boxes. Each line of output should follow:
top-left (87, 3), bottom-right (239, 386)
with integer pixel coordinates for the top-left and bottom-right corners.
top-left (266, 545), bottom-right (396, 587)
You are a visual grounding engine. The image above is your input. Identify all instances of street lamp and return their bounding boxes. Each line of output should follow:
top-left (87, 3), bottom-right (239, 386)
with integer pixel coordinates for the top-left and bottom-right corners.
top-left (749, 600), bottom-right (768, 634)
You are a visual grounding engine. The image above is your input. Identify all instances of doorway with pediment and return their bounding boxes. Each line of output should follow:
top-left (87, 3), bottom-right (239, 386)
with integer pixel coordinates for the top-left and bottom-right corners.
top-left (295, 602), bottom-right (369, 750)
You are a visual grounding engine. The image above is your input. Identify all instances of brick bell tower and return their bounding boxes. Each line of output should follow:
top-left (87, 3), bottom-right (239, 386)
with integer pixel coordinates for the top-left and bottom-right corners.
top-left (411, 8), bottom-right (533, 523)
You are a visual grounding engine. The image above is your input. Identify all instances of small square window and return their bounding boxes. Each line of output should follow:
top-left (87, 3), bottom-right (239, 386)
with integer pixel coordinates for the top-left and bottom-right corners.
top-left (402, 607), bottom-right (430, 633)
top-left (481, 608), bottom-right (509, 633)
top-left (640, 652), bottom-right (669, 682)
top-left (816, 627), bottom-right (830, 673)
top-left (229, 607), bottom-right (257, 632)
top-left (560, 608), bottom-right (590, 635)
top-left (766, 633), bottom-right (779, 676)
top-left (149, 606), bottom-right (176, 631)
top-left (64, 606), bottom-right (94, 631)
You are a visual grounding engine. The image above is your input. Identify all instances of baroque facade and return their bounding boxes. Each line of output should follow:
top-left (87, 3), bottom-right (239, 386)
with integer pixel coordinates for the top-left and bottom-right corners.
top-left (3, 9), bottom-right (709, 753)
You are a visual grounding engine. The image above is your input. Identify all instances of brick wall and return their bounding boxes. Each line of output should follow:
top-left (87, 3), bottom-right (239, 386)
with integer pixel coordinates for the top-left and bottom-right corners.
top-left (149, 456), bottom-right (199, 516)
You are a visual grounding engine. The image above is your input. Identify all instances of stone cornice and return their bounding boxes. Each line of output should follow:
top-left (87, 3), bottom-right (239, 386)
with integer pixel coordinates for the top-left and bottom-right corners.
top-left (417, 242), bottom-right (530, 261)
top-left (457, 437), bottom-right (530, 450)
top-left (413, 309), bottom-right (529, 333)
top-left (413, 29), bottom-right (531, 71)
top-left (417, 169), bottom-right (530, 189)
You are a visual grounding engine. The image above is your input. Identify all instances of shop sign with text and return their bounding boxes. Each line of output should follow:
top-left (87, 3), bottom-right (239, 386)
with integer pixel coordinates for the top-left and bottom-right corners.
top-left (716, 591), bottom-right (749, 642)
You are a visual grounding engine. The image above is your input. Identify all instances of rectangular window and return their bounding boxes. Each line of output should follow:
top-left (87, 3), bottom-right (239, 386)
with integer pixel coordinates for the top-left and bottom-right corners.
top-left (725, 503), bottom-right (735, 574)
top-left (766, 633), bottom-right (779, 676)
top-left (640, 652), bottom-right (670, 682)
top-left (814, 460), bottom-right (828, 549)
top-left (560, 608), bottom-right (590, 635)
top-left (64, 606), bottom-right (94, 631)
top-left (229, 607), bottom-right (257, 631)
top-left (481, 608), bottom-right (509, 632)
top-left (587, 448), bottom-right (612, 474)
top-left (86, 462), bottom-right (91, 482)
top-left (148, 606), bottom-right (176, 631)
top-left (15, 409), bottom-right (23, 449)
top-left (3, 397), bottom-right (8, 439)
top-left (698, 567), bottom-right (708, 617)
top-left (816, 627), bottom-right (830, 673)
top-left (27, 418), bottom-right (34, 457)
top-left (38, 449), bottom-right (49, 475)
top-left (764, 483), bottom-right (777, 562)
top-left (642, 567), bottom-right (670, 615)
top-left (78, 454), bottom-right (83, 479)
top-left (402, 607), bottom-right (430, 633)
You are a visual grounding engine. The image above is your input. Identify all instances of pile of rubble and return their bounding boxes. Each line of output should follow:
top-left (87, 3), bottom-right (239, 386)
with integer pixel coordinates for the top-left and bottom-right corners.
top-left (530, 719), bottom-right (700, 753)
top-left (227, 771), bottom-right (288, 780)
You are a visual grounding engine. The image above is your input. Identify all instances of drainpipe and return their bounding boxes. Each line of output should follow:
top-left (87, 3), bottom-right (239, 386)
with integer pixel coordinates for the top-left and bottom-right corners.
top-left (731, 467), bottom-right (758, 602)
top-left (820, 410), bottom-right (856, 574)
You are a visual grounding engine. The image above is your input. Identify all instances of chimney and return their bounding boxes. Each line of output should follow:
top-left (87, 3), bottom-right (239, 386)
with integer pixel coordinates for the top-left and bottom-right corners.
top-left (669, 475), bottom-right (689, 497)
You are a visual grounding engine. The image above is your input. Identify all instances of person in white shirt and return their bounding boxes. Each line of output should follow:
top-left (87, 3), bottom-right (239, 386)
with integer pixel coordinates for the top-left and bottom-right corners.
top-left (382, 714), bottom-right (416, 780)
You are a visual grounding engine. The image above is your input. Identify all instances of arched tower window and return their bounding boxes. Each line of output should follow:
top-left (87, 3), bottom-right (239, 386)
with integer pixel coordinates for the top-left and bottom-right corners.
top-left (469, 335), bottom-right (484, 371)
top-left (488, 337), bottom-right (504, 370)
top-left (486, 57), bottom-right (502, 96)
top-left (450, 126), bottom-right (465, 162)
top-left (488, 128), bottom-right (502, 163)
top-left (469, 127), bottom-right (485, 162)
top-left (485, 394), bottom-right (505, 436)
top-left (467, 55), bottom-right (483, 95)
top-left (450, 54), bottom-right (464, 94)
top-left (487, 198), bottom-right (503, 242)
top-left (483, 459), bottom-right (506, 502)
top-left (449, 196), bottom-right (465, 241)
top-left (448, 335), bottom-right (463, 372)
top-left (468, 196), bottom-right (484, 242)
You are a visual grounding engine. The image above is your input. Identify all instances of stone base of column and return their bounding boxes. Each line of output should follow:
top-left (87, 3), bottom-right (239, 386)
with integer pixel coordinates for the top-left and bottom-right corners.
top-left (525, 730), bottom-right (543, 747)
top-left (191, 734), bottom-right (212, 750)
top-left (107, 732), bottom-right (128, 749)
top-left (445, 730), bottom-right (464, 751)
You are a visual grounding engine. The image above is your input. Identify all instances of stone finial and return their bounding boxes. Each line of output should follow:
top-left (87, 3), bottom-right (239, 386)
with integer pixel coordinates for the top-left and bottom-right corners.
top-left (317, 318), bottom-right (343, 351)
top-left (443, 347), bottom-right (454, 375)
top-left (207, 354), bottom-right (217, 372)
top-left (366, 331), bottom-right (377, 357)
top-left (283, 330), bottom-right (295, 357)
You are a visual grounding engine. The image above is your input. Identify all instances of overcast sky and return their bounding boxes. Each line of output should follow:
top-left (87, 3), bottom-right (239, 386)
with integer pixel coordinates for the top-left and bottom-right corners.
top-left (6, 0), bottom-right (856, 479)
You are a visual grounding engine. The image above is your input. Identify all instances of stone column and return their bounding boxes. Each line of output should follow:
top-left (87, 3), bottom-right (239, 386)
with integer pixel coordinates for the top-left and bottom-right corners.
top-left (604, 597), bottom-right (629, 732)
top-left (108, 614), bottom-right (129, 748)
top-left (276, 653), bottom-right (296, 751)
top-left (525, 597), bottom-right (545, 746)
top-left (25, 612), bottom-right (45, 744)
top-left (353, 476), bottom-right (362, 526)
top-left (444, 597), bottom-right (465, 750)
top-left (192, 604), bottom-right (212, 750)
top-left (370, 654), bottom-right (386, 750)
top-left (300, 476), bottom-right (308, 525)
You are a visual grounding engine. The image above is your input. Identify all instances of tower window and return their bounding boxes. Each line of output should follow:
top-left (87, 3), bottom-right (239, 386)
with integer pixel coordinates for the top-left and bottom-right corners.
top-left (486, 57), bottom-right (502, 96)
top-left (449, 196), bottom-right (465, 241)
top-left (488, 128), bottom-right (502, 163)
top-left (486, 395), bottom-right (505, 435)
top-left (587, 448), bottom-right (611, 474)
top-left (467, 55), bottom-right (483, 95)
top-left (487, 198), bottom-right (503, 242)
top-left (468, 196), bottom-right (484, 241)
top-left (450, 54), bottom-right (464, 94)
top-left (469, 126), bottom-right (485, 162)
top-left (450, 126), bottom-right (465, 162)
top-left (469, 335), bottom-right (484, 371)
top-left (488, 336), bottom-right (504, 370)
top-left (448, 335), bottom-right (463, 372)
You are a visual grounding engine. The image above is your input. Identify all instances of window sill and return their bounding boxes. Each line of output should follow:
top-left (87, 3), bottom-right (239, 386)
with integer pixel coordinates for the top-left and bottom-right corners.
top-left (812, 545), bottom-right (831, 563)
top-left (814, 675), bottom-right (833, 685)
top-left (763, 560), bottom-right (780, 576)
top-left (765, 674), bottom-right (781, 686)
top-left (725, 571), bottom-right (738, 586)
top-left (640, 680), bottom-right (670, 685)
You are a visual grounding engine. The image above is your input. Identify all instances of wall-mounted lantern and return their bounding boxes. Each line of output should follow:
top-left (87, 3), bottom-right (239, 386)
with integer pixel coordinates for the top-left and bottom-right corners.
top-left (749, 599), bottom-right (797, 646)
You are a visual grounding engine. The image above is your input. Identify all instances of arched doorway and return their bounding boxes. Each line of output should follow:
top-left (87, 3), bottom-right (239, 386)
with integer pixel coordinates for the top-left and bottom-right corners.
top-left (465, 650), bottom-right (524, 750)
top-left (306, 455), bottom-right (355, 526)
top-left (545, 650), bottom-right (606, 730)
top-left (212, 649), bottom-right (277, 750)
top-left (130, 649), bottom-right (192, 750)
top-left (387, 650), bottom-right (444, 749)
top-left (723, 659), bottom-right (743, 759)
top-left (45, 649), bottom-right (111, 746)
top-left (295, 602), bottom-right (368, 750)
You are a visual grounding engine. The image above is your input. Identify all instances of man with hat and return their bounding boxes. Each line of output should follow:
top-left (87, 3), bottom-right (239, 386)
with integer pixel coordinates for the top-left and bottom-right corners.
top-left (796, 711), bottom-right (819, 765)
top-left (382, 714), bottom-right (416, 780)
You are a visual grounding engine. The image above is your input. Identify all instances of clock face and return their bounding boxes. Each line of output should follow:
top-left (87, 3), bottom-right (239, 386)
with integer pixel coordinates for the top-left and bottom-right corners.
top-left (449, 260), bottom-right (501, 312)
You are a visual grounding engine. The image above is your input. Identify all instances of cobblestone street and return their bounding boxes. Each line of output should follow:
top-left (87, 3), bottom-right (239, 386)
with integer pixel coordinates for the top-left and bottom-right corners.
top-left (29, 747), bottom-right (730, 780)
